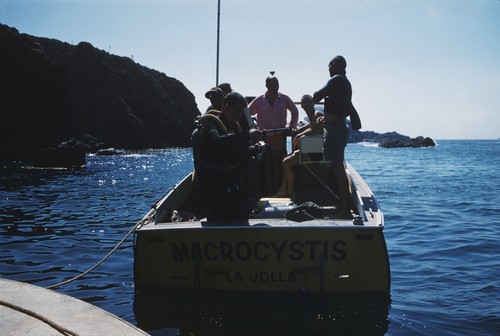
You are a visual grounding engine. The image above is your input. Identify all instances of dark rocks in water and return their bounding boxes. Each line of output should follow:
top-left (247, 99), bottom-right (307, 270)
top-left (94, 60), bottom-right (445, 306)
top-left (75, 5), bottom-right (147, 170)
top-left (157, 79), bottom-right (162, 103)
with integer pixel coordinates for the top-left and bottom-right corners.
top-left (379, 136), bottom-right (436, 148)
top-left (347, 120), bottom-right (436, 148)
top-left (95, 148), bottom-right (127, 156)
top-left (34, 139), bottom-right (87, 168)
top-left (349, 129), bottom-right (411, 144)
top-left (407, 136), bottom-right (436, 148)
top-left (0, 24), bottom-right (201, 165)
top-left (377, 139), bottom-right (407, 148)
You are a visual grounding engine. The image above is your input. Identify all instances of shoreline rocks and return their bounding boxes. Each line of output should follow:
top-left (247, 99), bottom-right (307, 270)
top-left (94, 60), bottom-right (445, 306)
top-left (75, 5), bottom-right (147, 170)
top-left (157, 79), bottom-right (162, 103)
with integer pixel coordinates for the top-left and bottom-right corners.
top-left (378, 136), bottom-right (436, 148)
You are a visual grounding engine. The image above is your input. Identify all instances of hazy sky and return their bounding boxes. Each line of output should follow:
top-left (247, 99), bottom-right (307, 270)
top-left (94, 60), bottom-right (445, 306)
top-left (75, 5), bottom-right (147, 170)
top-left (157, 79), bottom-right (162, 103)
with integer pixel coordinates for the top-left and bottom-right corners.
top-left (2, 0), bottom-right (499, 139)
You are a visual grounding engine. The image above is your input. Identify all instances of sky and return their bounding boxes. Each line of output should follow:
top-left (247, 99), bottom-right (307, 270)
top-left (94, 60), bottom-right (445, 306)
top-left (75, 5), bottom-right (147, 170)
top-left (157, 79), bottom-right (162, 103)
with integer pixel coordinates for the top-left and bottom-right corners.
top-left (1, 0), bottom-right (499, 140)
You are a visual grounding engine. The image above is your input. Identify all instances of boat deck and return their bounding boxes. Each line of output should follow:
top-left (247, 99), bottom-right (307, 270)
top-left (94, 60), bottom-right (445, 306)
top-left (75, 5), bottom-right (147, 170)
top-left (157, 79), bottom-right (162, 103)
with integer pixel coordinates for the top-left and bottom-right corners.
top-left (141, 189), bottom-right (381, 231)
top-left (0, 278), bottom-right (148, 336)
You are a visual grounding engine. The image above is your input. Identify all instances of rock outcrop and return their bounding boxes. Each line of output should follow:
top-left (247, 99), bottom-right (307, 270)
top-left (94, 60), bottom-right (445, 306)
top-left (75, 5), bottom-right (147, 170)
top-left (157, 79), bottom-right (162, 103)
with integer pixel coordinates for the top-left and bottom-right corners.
top-left (347, 121), bottom-right (435, 148)
top-left (378, 136), bottom-right (436, 148)
top-left (0, 24), bottom-right (200, 166)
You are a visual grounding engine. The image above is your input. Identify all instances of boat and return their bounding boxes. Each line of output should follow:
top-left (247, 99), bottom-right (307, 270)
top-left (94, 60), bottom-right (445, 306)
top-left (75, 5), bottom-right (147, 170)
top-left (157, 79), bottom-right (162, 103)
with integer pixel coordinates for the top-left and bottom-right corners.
top-left (133, 135), bottom-right (390, 294)
top-left (0, 278), bottom-right (148, 335)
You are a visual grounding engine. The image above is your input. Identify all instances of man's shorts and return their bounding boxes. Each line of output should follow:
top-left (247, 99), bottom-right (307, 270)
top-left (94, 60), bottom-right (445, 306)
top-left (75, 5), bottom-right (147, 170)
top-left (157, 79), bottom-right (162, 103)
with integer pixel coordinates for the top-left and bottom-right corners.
top-left (323, 120), bottom-right (349, 163)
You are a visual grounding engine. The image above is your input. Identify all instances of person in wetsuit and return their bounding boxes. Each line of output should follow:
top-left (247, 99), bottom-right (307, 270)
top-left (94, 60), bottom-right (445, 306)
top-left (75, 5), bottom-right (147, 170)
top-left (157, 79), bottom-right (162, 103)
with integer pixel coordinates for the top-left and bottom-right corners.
top-left (313, 55), bottom-right (352, 218)
top-left (192, 92), bottom-right (260, 224)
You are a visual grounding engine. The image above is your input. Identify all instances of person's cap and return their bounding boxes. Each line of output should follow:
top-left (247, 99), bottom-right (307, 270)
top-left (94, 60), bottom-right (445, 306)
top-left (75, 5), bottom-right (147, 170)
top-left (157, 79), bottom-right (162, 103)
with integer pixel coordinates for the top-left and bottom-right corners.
top-left (205, 87), bottom-right (224, 99)
top-left (330, 55), bottom-right (347, 69)
top-left (217, 83), bottom-right (232, 94)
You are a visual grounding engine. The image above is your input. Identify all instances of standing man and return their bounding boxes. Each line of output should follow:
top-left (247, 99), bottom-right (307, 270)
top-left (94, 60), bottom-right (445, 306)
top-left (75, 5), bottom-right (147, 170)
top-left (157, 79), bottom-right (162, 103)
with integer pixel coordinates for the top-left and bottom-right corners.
top-left (192, 92), bottom-right (257, 224)
top-left (248, 75), bottom-right (299, 195)
top-left (313, 55), bottom-right (352, 218)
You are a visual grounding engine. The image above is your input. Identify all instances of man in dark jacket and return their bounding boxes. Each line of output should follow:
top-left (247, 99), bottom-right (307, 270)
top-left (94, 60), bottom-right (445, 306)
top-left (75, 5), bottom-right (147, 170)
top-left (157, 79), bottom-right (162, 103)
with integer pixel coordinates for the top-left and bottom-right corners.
top-left (192, 92), bottom-right (258, 224)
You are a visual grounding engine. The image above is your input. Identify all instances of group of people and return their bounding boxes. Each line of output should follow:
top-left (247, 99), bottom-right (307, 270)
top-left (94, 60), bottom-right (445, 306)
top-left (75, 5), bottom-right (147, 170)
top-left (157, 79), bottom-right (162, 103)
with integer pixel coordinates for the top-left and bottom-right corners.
top-left (192, 55), bottom-right (355, 223)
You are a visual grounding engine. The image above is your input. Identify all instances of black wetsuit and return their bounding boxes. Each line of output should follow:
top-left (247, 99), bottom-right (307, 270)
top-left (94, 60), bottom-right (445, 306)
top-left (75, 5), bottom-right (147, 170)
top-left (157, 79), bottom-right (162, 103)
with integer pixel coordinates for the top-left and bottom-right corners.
top-left (192, 111), bottom-right (252, 223)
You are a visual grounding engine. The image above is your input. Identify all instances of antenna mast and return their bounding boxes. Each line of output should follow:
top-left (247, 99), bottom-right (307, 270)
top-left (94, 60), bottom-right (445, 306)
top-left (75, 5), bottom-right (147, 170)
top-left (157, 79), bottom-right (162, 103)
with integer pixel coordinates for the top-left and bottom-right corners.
top-left (216, 0), bottom-right (221, 86)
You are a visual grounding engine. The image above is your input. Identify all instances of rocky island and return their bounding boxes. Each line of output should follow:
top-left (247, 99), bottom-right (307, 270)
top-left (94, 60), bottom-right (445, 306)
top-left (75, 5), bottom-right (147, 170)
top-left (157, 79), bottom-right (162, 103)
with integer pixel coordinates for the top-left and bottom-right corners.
top-left (0, 24), bottom-right (434, 167)
top-left (349, 129), bottom-right (435, 148)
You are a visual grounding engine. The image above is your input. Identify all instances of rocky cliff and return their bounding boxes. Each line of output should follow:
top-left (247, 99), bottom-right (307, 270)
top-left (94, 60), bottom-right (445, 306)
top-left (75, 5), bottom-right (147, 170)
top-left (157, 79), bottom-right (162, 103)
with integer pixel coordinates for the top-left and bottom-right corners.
top-left (0, 24), bottom-right (200, 164)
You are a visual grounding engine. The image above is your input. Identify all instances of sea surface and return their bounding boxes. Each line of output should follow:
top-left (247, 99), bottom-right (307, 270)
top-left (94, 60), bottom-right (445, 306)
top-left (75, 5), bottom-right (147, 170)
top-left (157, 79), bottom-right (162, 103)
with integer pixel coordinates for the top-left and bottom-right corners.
top-left (1, 140), bottom-right (499, 335)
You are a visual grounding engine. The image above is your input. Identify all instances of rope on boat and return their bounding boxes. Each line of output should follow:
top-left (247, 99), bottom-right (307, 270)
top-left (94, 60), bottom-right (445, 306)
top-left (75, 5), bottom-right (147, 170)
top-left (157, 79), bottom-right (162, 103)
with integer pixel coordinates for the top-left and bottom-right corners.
top-left (0, 298), bottom-right (79, 336)
top-left (45, 187), bottom-right (180, 289)
top-left (45, 219), bottom-right (144, 290)
top-left (44, 195), bottom-right (165, 290)
top-left (43, 182), bottom-right (181, 289)
top-left (44, 186), bottom-right (180, 289)
top-left (44, 184), bottom-right (179, 290)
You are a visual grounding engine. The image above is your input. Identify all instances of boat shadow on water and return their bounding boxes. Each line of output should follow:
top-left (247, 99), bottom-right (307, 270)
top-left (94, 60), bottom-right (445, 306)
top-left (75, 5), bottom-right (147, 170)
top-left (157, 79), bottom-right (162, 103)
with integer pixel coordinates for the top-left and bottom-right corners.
top-left (134, 291), bottom-right (391, 336)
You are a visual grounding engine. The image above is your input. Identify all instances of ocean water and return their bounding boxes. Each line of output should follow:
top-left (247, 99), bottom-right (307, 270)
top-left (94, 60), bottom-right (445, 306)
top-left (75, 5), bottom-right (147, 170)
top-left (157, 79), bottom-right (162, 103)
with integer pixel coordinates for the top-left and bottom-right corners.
top-left (1, 140), bottom-right (499, 335)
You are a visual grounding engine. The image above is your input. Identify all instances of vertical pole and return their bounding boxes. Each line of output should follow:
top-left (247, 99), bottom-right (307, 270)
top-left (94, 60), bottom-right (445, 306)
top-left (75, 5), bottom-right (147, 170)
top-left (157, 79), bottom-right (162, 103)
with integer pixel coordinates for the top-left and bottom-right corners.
top-left (216, 0), bottom-right (221, 86)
